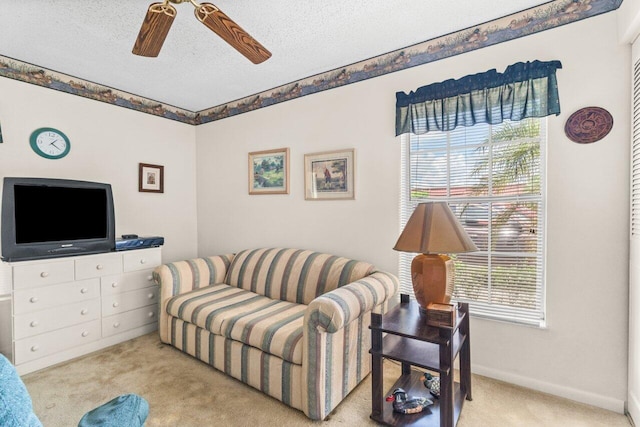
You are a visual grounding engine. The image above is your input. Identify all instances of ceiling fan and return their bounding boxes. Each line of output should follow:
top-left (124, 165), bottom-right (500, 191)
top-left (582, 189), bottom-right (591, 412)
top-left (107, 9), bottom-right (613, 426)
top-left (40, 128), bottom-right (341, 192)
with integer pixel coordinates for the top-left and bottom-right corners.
top-left (132, 0), bottom-right (271, 64)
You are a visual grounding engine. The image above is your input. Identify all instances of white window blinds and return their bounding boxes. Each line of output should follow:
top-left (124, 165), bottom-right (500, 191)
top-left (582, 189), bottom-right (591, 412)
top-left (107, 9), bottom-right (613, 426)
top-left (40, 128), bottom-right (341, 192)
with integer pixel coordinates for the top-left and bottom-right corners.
top-left (400, 118), bottom-right (546, 326)
top-left (632, 58), bottom-right (640, 236)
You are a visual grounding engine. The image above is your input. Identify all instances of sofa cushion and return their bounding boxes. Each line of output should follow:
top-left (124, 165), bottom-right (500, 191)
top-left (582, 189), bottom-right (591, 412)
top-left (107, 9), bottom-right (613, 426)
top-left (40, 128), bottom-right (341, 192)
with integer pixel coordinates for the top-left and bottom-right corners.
top-left (166, 284), bottom-right (305, 364)
top-left (166, 284), bottom-right (262, 335)
top-left (225, 248), bottom-right (375, 305)
top-left (221, 298), bottom-right (305, 365)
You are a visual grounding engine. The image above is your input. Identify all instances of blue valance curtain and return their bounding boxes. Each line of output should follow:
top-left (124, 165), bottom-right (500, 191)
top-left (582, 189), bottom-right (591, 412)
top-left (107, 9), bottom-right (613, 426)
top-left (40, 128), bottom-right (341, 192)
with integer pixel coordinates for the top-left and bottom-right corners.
top-left (395, 60), bottom-right (562, 136)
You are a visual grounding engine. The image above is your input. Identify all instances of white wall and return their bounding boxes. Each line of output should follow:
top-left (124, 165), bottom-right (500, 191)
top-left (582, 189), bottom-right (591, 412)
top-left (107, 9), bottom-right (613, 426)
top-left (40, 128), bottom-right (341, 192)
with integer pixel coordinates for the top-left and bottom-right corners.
top-left (0, 78), bottom-right (199, 264)
top-left (196, 12), bottom-right (631, 412)
top-left (195, 83), bottom-right (400, 271)
top-left (619, 0), bottom-right (640, 43)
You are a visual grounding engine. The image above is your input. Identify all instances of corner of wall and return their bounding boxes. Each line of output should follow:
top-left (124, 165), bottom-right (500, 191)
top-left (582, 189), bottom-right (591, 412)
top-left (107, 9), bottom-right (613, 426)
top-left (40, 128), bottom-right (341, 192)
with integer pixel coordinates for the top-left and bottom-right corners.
top-left (619, 0), bottom-right (640, 44)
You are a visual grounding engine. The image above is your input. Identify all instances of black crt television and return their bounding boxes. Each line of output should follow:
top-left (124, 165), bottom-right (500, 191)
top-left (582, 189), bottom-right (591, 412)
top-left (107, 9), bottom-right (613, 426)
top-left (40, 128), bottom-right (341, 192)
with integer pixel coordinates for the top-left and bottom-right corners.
top-left (1, 177), bottom-right (116, 261)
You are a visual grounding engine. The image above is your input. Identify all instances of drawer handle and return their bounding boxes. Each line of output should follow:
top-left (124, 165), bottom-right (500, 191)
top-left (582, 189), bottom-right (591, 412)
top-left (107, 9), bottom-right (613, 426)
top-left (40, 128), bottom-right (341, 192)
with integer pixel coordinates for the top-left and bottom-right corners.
top-left (113, 302), bottom-right (119, 308)
top-left (80, 288), bottom-right (89, 294)
top-left (148, 293), bottom-right (154, 299)
top-left (146, 275), bottom-right (153, 282)
top-left (40, 272), bottom-right (49, 278)
top-left (111, 282), bottom-right (118, 288)
top-left (148, 312), bottom-right (155, 318)
top-left (140, 259), bottom-right (146, 264)
top-left (81, 309), bottom-right (89, 315)
top-left (29, 297), bottom-right (39, 303)
top-left (96, 264), bottom-right (103, 270)
top-left (113, 322), bottom-right (120, 328)
top-left (30, 321), bottom-right (39, 327)
top-left (30, 345), bottom-right (39, 352)
top-left (81, 331), bottom-right (89, 337)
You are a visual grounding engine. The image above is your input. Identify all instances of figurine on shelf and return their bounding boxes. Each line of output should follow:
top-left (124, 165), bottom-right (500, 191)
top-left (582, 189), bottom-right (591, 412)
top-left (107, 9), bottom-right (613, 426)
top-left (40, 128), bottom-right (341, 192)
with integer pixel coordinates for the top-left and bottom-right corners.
top-left (386, 388), bottom-right (433, 414)
top-left (422, 373), bottom-right (441, 398)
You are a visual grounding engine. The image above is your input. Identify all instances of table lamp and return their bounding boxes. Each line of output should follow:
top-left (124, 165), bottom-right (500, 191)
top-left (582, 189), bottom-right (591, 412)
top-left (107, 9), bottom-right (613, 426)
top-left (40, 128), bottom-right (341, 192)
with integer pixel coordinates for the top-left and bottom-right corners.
top-left (393, 202), bottom-right (478, 311)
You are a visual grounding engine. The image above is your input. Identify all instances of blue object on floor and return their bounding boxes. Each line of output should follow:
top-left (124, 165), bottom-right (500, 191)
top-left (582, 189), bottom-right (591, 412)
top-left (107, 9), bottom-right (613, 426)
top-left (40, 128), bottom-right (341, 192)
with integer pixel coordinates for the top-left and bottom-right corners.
top-left (78, 394), bottom-right (149, 427)
top-left (0, 353), bottom-right (149, 427)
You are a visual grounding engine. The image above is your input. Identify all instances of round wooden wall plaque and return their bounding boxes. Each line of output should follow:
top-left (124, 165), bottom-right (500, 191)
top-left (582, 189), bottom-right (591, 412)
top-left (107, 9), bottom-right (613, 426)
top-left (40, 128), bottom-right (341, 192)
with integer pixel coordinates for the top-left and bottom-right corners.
top-left (564, 106), bottom-right (613, 144)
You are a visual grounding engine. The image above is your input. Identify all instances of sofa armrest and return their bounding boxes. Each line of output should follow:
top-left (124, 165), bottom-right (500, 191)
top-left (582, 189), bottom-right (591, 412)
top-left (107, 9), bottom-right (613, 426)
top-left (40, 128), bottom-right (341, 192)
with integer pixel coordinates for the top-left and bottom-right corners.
top-left (305, 270), bottom-right (399, 333)
top-left (153, 254), bottom-right (234, 343)
top-left (153, 254), bottom-right (234, 298)
top-left (302, 270), bottom-right (398, 420)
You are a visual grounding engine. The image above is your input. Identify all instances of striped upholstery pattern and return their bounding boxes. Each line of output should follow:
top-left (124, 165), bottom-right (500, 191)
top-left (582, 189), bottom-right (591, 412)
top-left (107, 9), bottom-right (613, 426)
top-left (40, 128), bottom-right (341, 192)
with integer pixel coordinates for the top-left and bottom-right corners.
top-left (169, 319), bottom-right (303, 411)
top-left (153, 254), bottom-right (234, 342)
top-left (166, 284), bottom-right (249, 334)
top-left (222, 297), bottom-right (305, 365)
top-left (225, 248), bottom-right (375, 305)
top-left (302, 271), bottom-right (399, 420)
top-left (166, 284), bottom-right (305, 364)
top-left (153, 249), bottom-right (399, 421)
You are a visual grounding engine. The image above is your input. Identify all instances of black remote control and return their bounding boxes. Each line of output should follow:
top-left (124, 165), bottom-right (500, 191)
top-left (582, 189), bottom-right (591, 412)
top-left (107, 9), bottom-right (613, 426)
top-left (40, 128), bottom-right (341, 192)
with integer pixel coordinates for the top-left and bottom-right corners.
top-left (121, 234), bottom-right (138, 239)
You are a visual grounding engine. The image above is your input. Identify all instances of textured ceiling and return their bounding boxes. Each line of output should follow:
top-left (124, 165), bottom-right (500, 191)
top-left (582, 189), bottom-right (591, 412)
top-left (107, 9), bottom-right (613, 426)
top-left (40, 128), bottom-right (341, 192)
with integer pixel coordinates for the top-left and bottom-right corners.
top-left (1, 1), bottom-right (558, 112)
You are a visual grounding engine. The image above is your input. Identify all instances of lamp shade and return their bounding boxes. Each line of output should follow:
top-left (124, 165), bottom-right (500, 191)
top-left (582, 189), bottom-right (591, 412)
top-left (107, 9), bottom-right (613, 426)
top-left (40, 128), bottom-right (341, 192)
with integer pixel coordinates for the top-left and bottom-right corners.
top-left (394, 202), bottom-right (478, 254)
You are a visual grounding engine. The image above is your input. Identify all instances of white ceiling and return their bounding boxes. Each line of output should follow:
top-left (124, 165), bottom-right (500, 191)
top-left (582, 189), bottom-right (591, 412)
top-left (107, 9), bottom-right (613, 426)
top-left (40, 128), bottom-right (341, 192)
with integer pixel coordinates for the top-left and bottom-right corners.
top-left (0, 1), bottom-right (550, 112)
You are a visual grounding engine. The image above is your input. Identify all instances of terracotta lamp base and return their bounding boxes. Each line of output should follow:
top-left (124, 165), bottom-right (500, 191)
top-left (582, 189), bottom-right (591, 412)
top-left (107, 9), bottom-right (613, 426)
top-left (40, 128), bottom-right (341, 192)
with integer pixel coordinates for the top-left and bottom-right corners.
top-left (410, 253), bottom-right (454, 311)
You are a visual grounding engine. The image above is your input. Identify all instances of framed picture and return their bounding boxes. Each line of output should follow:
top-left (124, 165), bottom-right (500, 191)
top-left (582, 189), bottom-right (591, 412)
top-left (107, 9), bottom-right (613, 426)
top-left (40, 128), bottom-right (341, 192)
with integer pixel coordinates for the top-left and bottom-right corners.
top-left (304, 149), bottom-right (355, 200)
top-left (139, 163), bottom-right (164, 193)
top-left (249, 148), bottom-right (290, 195)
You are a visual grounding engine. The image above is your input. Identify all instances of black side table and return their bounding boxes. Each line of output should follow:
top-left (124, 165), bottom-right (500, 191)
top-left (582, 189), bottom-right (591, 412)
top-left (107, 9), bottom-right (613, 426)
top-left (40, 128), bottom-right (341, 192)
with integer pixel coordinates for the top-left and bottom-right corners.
top-left (370, 294), bottom-right (472, 427)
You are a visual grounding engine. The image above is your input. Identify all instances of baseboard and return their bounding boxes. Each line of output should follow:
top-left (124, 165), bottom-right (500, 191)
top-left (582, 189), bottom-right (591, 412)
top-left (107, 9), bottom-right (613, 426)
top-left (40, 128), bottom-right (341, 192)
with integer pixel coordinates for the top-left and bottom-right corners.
top-left (472, 364), bottom-right (626, 414)
top-left (628, 390), bottom-right (640, 425)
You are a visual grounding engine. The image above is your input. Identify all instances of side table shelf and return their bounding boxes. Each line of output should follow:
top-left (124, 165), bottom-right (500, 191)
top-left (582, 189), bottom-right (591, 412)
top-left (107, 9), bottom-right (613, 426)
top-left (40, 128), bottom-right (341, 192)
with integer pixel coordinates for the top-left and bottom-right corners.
top-left (370, 295), bottom-right (472, 427)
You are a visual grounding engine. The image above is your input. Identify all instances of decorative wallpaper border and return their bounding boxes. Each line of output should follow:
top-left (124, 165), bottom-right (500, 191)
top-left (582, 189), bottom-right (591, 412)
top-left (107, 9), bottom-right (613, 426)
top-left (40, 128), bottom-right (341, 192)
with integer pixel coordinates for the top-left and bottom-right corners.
top-left (0, 0), bottom-right (622, 126)
top-left (0, 56), bottom-right (199, 125)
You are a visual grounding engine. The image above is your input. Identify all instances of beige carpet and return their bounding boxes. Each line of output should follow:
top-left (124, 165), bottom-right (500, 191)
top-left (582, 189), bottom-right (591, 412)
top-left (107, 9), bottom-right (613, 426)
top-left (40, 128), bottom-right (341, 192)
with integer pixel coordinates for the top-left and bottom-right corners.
top-left (22, 333), bottom-right (630, 427)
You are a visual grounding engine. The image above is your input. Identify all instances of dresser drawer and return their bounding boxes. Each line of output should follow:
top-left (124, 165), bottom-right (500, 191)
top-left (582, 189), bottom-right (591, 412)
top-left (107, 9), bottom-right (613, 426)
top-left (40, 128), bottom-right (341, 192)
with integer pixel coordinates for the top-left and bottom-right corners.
top-left (102, 304), bottom-right (158, 337)
top-left (102, 286), bottom-right (158, 316)
top-left (123, 249), bottom-right (161, 272)
top-left (13, 278), bottom-right (99, 314)
top-left (75, 253), bottom-right (122, 280)
top-left (101, 269), bottom-right (155, 296)
top-left (14, 298), bottom-right (100, 339)
top-left (13, 260), bottom-right (75, 290)
top-left (14, 320), bottom-right (101, 364)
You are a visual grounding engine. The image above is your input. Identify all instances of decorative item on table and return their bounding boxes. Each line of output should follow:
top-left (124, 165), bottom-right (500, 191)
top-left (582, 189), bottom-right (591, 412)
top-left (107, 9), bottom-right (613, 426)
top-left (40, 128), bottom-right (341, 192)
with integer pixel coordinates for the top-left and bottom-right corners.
top-left (422, 373), bottom-right (441, 398)
top-left (426, 302), bottom-right (457, 327)
top-left (386, 388), bottom-right (433, 414)
top-left (393, 202), bottom-right (478, 312)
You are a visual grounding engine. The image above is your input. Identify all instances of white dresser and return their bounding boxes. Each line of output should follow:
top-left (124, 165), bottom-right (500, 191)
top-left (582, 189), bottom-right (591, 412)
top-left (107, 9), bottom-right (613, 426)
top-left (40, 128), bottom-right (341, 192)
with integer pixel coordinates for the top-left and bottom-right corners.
top-left (0, 247), bottom-right (161, 374)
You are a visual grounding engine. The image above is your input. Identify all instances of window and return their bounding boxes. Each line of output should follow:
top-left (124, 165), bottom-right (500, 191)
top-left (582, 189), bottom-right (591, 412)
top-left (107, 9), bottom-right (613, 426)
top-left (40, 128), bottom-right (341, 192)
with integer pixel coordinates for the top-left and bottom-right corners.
top-left (400, 118), bottom-right (546, 326)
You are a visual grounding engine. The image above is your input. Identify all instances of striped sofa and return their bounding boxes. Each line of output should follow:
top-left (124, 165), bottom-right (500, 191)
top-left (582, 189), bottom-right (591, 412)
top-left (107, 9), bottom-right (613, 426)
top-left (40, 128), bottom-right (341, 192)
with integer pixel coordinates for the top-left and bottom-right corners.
top-left (153, 248), bottom-right (398, 420)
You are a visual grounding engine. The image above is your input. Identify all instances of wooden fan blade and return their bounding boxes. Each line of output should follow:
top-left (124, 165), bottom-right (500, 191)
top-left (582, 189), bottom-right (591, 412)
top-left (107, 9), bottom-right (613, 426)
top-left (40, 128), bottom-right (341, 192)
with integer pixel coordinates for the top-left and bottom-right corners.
top-left (195, 3), bottom-right (271, 64)
top-left (132, 3), bottom-right (177, 57)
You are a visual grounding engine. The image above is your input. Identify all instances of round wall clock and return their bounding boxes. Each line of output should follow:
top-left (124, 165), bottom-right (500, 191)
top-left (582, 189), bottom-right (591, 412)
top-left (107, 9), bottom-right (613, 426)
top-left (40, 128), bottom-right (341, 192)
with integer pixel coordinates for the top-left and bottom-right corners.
top-left (29, 127), bottom-right (71, 159)
top-left (564, 107), bottom-right (613, 144)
